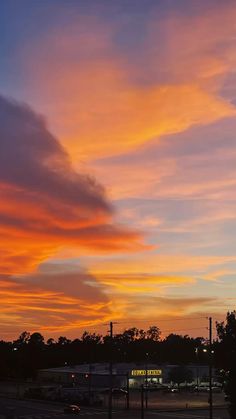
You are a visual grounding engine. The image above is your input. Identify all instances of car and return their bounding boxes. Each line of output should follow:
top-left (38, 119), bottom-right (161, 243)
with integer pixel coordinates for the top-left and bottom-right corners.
top-left (64, 404), bottom-right (81, 414)
top-left (162, 387), bottom-right (179, 393)
top-left (112, 388), bottom-right (128, 397)
top-left (195, 386), bottom-right (209, 392)
top-left (102, 388), bottom-right (128, 397)
top-left (207, 386), bottom-right (222, 393)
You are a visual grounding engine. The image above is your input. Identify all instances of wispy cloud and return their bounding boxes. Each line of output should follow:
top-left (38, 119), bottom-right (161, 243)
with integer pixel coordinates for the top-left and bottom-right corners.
top-left (20, 4), bottom-right (236, 162)
top-left (0, 267), bottom-right (112, 338)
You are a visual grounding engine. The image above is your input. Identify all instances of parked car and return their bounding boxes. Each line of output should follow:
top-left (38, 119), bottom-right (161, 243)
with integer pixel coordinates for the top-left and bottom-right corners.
top-left (207, 386), bottom-right (222, 393)
top-left (163, 387), bottom-right (179, 393)
top-left (64, 404), bottom-right (80, 414)
top-left (102, 388), bottom-right (128, 397)
top-left (112, 388), bottom-right (128, 397)
top-left (195, 386), bottom-right (209, 392)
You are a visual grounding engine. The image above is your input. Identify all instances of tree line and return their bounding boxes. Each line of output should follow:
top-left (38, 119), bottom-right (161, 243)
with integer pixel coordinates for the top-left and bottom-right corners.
top-left (0, 327), bottom-right (207, 380)
top-left (0, 311), bottom-right (235, 417)
top-left (0, 320), bottom-right (227, 378)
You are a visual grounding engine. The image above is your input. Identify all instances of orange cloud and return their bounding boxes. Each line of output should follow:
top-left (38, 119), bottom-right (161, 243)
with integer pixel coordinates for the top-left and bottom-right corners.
top-left (89, 114), bottom-right (236, 228)
top-left (93, 273), bottom-right (194, 295)
top-left (100, 294), bottom-right (224, 338)
top-left (22, 9), bottom-right (236, 163)
top-left (0, 270), bottom-right (113, 339)
top-left (85, 254), bottom-right (236, 277)
top-left (0, 96), bottom-right (147, 276)
top-left (148, 2), bottom-right (236, 86)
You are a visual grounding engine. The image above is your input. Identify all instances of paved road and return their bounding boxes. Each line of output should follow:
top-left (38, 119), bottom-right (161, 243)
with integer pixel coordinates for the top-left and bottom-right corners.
top-left (0, 398), bottom-right (115, 418)
top-left (0, 410), bottom-right (230, 419)
top-left (0, 398), bottom-right (230, 419)
top-left (145, 409), bottom-right (229, 419)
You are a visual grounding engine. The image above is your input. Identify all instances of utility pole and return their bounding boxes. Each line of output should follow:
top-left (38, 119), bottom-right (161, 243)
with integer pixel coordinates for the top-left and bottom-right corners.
top-left (145, 352), bottom-right (148, 409)
top-left (126, 372), bottom-right (130, 410)
top-left (141, 384), bottom-right (144, 419)
top-left (209, 317), bottom-right (213, 419)
top-left (108, 321), bottom-right (113, 419)
top-left (88, 363), bottom-right (92, 406)
top-left (195, 347), bottom-right (199, 392)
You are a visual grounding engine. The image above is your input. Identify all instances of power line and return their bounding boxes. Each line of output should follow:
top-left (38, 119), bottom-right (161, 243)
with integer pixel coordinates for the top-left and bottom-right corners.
top-left (112, 316), bottom-right (207, 325)
top-left (102, 324), bottom-right (208, 335)
top-left (8, 312), bottom-right (229, 341)
top-left (69, 315), bottom-right (222, 338)
top-left (76, 318), bottom-right (209, 332)
top-left (159, 327), bottom-right (207, 333)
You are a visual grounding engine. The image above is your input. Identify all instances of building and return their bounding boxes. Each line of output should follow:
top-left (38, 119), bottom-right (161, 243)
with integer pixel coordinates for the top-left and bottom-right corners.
top-left (38, 362), bottom-right (215, 390)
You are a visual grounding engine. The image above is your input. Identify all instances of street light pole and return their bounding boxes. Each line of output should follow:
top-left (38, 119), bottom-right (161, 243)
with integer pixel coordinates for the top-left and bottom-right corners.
top-left (108, 321), bottom-right (113, 419)
top-left (195, 348), bottom-right (199, 392)
top-left (209, 317), bottom-right (213, 419)
top-left (145, 352), bottom-right (148, 409)
top-left (141, 384), bottom-right (144, 419)
top-left (126, 372), bottom-right (130, 410)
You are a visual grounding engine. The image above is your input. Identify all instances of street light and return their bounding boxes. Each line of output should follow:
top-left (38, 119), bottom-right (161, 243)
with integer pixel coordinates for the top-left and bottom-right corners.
top-left (145, 352), bottom-right (148, 409)
top-left (195, 347), bottom-right (214, 390)
top-left (200, 344), bottom-right (214, 419)
top-left (195, 348), bottom-right (199, 391)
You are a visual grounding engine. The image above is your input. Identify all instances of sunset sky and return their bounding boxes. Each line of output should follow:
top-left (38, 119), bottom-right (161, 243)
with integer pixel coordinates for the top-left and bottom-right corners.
top-left (1, 0), bottom-right (236, 340)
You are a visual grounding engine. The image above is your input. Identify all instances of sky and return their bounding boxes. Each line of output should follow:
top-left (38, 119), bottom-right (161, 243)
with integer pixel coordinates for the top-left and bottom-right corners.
top-left (1, 0), bottom-right (236, 340)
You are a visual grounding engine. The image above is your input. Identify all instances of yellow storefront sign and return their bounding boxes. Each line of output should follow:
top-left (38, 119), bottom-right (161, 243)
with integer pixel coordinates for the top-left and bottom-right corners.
top-left (131, 369), bottom-right (162, 376)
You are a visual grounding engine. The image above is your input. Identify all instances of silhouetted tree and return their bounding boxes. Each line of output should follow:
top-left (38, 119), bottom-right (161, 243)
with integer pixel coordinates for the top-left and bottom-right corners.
top-left (13, 331), bottom-right (30, 347)
top-left (57, 336), bottom-right (71, 346)
top-left (81, 331), bottom-right (102, 344)
top-left (28, 332), bottom-right (44, 347)
top-left (47, 338), bottom-right (55, 346)
top-left (146, 326), bottom-right (161, 341)
top-left (0, 325), bottom-right (209, 380)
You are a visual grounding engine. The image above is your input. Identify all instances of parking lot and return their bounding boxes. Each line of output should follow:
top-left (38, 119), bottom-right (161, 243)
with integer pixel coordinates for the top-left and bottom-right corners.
top-left (103, 388), bottom-right (226, 410)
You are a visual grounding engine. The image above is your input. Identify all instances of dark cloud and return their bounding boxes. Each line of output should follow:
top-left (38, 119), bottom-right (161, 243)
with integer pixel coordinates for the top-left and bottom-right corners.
top-left (0, 95), bottom-right (110, 214)
top-left (22, 267), bottom-right (106, 302)
top-left (0, 95), bottom-right (144, 277)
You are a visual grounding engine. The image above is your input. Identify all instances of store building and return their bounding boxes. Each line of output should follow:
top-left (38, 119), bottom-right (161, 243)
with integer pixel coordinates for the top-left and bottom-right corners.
top-left (38, 362), bottom-right (214, 389)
